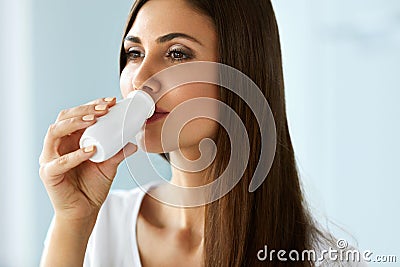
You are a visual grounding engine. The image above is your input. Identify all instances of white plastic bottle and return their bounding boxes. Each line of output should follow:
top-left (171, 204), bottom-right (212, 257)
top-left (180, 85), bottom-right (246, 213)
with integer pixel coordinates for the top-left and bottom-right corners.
top-left (79, 90), bottom-right (155, 163)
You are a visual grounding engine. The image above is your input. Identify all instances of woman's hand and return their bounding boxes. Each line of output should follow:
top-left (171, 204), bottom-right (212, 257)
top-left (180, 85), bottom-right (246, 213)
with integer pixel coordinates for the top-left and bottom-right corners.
top-left (39, 97), bottom-right (138, 223)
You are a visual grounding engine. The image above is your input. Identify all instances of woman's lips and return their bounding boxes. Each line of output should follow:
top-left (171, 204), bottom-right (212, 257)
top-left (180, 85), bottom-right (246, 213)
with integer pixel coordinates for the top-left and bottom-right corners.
top-left (146, 107), bottom-right (169, 124)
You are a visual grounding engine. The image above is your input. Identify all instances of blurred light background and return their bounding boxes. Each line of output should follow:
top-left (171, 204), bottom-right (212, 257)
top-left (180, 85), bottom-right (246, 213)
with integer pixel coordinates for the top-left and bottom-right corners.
top-left (0, 0), bottom-right (398, 266)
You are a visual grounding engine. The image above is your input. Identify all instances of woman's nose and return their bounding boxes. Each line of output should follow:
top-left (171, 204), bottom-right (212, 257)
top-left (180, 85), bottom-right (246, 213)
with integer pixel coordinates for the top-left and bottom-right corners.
top-left (131, 58), bottom-right (162, 95)
top-left (132, 76), bottom-right (161, 95)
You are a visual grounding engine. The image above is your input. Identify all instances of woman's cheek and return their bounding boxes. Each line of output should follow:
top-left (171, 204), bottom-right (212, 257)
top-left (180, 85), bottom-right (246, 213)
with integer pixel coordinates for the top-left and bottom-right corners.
top-left (120, 67), bottom-right (134, 98)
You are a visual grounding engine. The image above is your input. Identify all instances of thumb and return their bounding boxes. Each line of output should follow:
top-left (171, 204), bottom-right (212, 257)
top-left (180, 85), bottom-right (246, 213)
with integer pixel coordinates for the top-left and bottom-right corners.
top-left (104, 142), bottom-right (138, 166)
top-left (122, 142), bottom-right (138, 158)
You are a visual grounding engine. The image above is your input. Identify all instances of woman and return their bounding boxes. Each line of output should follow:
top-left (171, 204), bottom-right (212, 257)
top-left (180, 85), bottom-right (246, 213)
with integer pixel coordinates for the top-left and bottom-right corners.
top-left (40, 0), bottom-right (363, 266)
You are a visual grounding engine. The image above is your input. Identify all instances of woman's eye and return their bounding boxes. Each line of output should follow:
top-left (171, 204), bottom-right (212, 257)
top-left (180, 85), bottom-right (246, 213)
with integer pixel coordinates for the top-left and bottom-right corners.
top-left (125, 49), bottom-right (144, 62)
top-left (166, 48), bottom-right (193, 62)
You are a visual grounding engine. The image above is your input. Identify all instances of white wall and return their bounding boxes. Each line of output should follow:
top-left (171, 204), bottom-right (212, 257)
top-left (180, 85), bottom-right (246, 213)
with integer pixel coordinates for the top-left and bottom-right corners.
top-left (273, 0), bottom-right (400, 265)
top-left (0, 0), bottom-right (35, 265)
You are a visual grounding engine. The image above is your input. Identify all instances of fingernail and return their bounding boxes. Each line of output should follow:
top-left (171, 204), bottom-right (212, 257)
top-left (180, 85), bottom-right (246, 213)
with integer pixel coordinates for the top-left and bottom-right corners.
top-left (84, 145), bottom-right (95, 153)
top-left (104, 97), bottom-right (115, 102)
top-left (82, 114), bottom-right (95, 121)
top-left (95, 104), bottom-right (107, 111)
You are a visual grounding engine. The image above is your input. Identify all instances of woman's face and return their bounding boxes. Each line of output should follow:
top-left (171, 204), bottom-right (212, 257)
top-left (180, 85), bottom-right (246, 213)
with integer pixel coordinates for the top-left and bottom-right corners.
top-left (120, 0), bottom-right (219, 158)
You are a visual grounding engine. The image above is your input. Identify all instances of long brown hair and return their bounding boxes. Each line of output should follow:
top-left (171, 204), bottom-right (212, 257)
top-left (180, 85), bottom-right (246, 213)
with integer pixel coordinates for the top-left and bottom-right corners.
top-left (120, 1), bottom-right (328, 266)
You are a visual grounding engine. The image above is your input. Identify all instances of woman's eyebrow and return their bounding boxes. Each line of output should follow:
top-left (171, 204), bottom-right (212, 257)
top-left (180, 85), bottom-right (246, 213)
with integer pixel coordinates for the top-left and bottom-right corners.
top-left (124, 32), bottom-right (203, 46)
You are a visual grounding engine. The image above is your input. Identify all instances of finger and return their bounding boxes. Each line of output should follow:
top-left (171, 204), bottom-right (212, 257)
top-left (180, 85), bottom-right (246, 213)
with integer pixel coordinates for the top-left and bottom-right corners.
top-left (84, 96), bottom-right (117, 106)
top-left (41, 146), bottom-right (96, 184)
top-left (56, 97), bottom-right (116, 122)
top-left (49, 114), bottom-right (97, 139)
top-left (41, 115), bottom-right (97, 160)
top-left (48, 115), bottom-right (97, 141)
top-left (104, 143), bottom-right (138, 166)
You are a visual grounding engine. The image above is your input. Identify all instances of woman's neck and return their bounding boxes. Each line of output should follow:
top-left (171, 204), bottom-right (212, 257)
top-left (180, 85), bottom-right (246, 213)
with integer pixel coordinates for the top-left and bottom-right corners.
top-left (169, 143), bottom-right (215, 187)
top-left (154, 144), bottom-right (214, 232)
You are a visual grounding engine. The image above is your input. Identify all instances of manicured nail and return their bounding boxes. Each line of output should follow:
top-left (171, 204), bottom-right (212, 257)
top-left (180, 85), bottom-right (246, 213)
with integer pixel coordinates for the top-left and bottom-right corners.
top-left (104, 97), bottom-right (115, 102)
top-left (95, 104), bottom-right (107, 111)
top-left (82, 114), bottom-right (95, 121)
top-left (84, 145), bottom-right (94, 153)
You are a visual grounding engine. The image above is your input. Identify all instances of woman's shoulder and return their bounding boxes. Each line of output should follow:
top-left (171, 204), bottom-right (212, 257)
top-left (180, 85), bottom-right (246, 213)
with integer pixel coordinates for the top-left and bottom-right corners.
top-left (102, 185), bottom-right (145, 210)
top-left (84, 182), bottom-right (160, 266)
top-left (98, 181), bottom-right (160, 223)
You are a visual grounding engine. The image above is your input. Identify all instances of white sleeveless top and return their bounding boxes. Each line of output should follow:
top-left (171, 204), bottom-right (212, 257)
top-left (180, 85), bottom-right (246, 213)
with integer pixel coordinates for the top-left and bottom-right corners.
top-left (82, 183), bottom-right (158, 267)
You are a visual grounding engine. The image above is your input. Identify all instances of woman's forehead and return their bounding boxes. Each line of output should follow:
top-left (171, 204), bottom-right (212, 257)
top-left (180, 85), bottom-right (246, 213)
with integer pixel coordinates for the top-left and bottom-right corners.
top-left (127, 0), bottom-right (215, 44)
